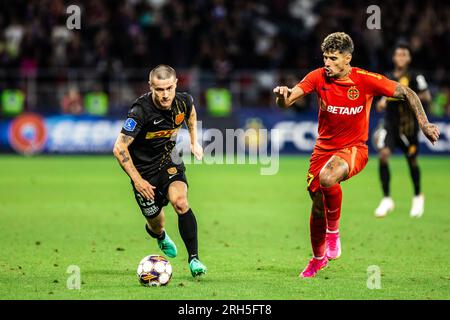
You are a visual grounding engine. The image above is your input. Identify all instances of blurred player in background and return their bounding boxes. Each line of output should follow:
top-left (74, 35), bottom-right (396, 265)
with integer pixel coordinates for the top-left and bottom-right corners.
top-left (273, 32), bottom-right (440, 278)
top-left (374, 43), bottom-right (432, 218)
top-left (113, 65), bottom-right (207, 277)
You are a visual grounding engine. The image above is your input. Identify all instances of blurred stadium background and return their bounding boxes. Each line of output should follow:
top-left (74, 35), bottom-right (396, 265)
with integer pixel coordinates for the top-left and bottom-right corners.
top-left (0, 0), bottom-right (449, 300)
top-left (0, 0), bottom-right (449, 155)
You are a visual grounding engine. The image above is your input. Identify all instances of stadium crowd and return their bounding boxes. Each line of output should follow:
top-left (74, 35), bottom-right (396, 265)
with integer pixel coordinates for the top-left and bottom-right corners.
top-left (0, 0), bottom-right (449, 115)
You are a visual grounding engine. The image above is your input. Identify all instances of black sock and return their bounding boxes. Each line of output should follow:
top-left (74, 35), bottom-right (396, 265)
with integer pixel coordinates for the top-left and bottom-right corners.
top-left (145, 224), bottom-right (165, 240)
top-left (178, 209), bottom-right (199, 263)
top-left (407, 157), bottom-right (421, 195)
top-left (379, 161), bottom-right (390, 197)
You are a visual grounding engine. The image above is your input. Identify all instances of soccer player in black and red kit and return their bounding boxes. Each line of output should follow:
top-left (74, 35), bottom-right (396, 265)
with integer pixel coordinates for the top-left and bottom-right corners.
top-left (374, 43), bottom-right (432, 218)
top-left (113, 65), bottom-right (207, 277)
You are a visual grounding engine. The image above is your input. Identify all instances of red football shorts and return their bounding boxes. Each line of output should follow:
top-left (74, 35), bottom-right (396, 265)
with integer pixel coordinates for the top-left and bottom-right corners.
top-left (307, 145), bottom-right (369, 193)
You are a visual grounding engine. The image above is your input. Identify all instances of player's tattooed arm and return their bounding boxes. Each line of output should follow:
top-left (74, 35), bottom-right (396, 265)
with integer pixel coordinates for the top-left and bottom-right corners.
top-left (113, 133), bottom-right (138, 174)
top-left (116, 134), bottom-right (133, 163)
top-left (187, 105), bottom-right (203, 160)
top-left (392, 84), bottom-right (440, 144)
top-left (392, 84), bottom-right (428, 126)
top-left (273, 85), bottom-right (305, 108)
top-left (113, 133), bottom-right (155, 200)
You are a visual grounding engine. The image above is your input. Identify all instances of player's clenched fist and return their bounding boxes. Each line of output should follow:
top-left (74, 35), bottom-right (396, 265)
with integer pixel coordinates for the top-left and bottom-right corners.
top-left (421, 123), bottom-right (440, 145)
top-left (273, 86), bottom-right (292, 100)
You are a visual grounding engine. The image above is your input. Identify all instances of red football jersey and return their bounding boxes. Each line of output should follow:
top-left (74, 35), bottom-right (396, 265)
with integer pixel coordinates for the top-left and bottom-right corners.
top-left (297, 67), bottom-right (397, 151)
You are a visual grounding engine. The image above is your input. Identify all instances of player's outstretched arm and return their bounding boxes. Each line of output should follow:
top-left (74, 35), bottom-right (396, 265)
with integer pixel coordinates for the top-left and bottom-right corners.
top-left (392, 84), bottom-right (440, 144)
top-left (113, 133), bottom-right (155, 200)
top-left (273, 85), bottom-right (305, 108)
top-left (187, 105), bottom-right (203, 160)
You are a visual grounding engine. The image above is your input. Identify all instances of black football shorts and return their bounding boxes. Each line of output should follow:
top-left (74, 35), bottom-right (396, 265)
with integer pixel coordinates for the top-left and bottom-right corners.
top-left (131, 165), bottom-right (188, 218)
top-left (380, 124), bottom-right (419, 157)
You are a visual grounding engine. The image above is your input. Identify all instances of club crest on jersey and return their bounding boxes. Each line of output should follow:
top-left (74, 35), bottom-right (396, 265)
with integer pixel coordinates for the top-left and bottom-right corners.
top-left (167, 167), bottom-right (177, 175)
top-left (175, 113), bottom-right (185, 125)
top-left (347, 86), bottom-right (359, 100)
top-left (123, 118), bottom-right (137, 131)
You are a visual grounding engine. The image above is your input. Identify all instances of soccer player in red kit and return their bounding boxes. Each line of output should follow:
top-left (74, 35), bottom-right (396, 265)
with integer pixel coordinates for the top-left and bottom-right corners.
top-left (273, 32), bottom-right (440, 278)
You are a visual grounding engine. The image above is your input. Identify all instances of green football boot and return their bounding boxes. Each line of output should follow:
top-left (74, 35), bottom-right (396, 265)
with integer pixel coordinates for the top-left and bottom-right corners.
top-left (189, 258), bottom-right (207, 277)
top-left (157, 232), bottom-right (177, 258)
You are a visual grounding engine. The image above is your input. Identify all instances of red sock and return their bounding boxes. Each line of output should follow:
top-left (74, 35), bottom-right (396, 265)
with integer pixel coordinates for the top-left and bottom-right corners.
top-left (321, 183), bottom-right (342, 232)
top-left (310, 213), bottom-right (327, 258)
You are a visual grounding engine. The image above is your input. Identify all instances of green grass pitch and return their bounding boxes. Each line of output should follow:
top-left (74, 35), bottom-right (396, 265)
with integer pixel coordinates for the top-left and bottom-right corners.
top-left (0, 155), bottom-right (448, 300)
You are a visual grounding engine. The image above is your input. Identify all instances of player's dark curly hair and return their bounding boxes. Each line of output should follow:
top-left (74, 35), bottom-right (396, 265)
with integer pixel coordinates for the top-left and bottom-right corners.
top-left (321, 32), bottom-right (354, 54)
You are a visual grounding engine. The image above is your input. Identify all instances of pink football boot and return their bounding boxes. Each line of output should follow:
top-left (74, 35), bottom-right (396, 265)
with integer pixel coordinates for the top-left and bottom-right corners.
top-left (299, 257), bottom-right (329, 278)
top-left (326, 231), bottom-right (341, 260)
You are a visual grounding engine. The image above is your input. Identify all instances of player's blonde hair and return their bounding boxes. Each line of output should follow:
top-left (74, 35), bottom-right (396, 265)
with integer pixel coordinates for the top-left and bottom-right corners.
top-left (321, 32), bottom-right (354, 54)
top-left (149, 65), bottom-right (176, 82)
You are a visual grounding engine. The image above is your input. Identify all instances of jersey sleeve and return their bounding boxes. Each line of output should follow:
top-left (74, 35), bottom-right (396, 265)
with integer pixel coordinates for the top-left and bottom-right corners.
top-left (361, 71), bottom-right (398, 97)
top-left (296, 68), bottom-right (322, 95)
top-left (120, 102), bottom-right (145, 138)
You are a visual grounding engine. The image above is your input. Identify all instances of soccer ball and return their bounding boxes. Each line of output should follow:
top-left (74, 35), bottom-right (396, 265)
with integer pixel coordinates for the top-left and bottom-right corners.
top-left (137, 255), bottom-right (173, 287)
